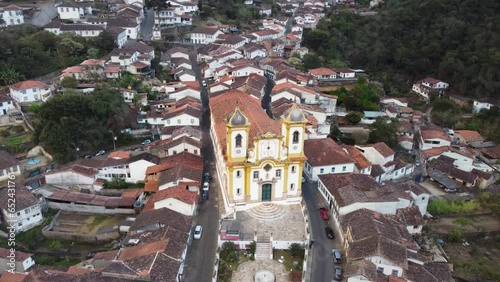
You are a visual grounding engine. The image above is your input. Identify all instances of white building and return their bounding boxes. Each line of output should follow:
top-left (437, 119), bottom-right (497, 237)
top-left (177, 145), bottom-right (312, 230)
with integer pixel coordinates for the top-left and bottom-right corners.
top-left (418, 125), bottom-right (452, 150)
top-left (163, 104), bottom-right (202, 127)
top-left (0, 248), bottom-right (35, 272)
top-left (9, 80), bottom-right (52, 103)
top-left (45, 164), bottom-right (97, 189)
top-left (189, 27), bottom-right (224, 45)
top-left (145, 185), bottom-right (197, 216)
top-left (162, 136), bottom-right (202, 156)
top-left (0, 150), bottom-right (21, 182)
top-left (229, 65), bottom-right (265, 77)
top-left (251, 29), bottom-right (280, 42)
top-left (0, 5), bottom-right (24, 26)
top-left (56, 2), bottom-right (92, 21)
top-left (94, 153), bottom-right (159, 183)
top-left (0, 186), bottom-right (43, 233)
top-left (473, 98), bottom-right (500, 113)
top-left (304, 138), bottom-right (356, 181)
top-left (0, 94), bottom-right (15, 116)
top-left (412, 77), bottom-right (449, 99)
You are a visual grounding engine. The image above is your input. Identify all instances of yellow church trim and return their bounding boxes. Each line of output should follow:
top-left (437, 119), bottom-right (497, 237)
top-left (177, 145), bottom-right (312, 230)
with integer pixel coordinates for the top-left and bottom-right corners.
top-left (228, 166), bottom-right (234, 197)
top-left (283, 163), bottom-right (289, 194)
top-left (245, 165), bottom-right (251, 196)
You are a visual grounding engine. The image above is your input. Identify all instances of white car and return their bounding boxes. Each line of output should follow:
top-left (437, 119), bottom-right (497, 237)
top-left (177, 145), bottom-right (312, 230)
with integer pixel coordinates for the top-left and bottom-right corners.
top-left (194, 225), bottom-right (202, 239)
top-left (201, 80), bottom-right (207, 87)
top-left (202, 182), bottom-right (209, 191)
top-left (95, 150), bottom-right (106, 156)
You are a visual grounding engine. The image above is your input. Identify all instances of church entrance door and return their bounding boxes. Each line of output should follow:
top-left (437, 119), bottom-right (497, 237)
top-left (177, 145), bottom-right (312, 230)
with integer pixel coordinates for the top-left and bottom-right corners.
top-left (261, 184), bottom-right (272, 201)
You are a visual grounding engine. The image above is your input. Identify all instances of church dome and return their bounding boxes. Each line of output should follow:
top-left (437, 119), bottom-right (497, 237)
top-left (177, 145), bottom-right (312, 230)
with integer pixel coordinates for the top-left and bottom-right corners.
top-left (283, 104), bottom-right (305, 122)
top-left (227, 108), bottom-right (248, 126)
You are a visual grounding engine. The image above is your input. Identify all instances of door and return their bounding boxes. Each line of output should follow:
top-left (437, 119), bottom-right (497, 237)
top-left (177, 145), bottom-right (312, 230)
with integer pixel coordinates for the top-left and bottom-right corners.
top-left (261, 184), bottom-right (272, 201)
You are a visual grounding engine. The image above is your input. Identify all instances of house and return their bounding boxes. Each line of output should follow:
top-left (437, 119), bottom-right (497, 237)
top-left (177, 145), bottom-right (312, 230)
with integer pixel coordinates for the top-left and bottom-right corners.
top-left (174, 67), bottom-right (196, 82)
top-left (56, 2), bottom-right (92, 21)
top-left (229, 65), bottom-right (265, 77)
top-left (412, 77), bottom-right (449, 99)
top-left (308, 68), bottom-right (336, 80)
top-left (106, 26), bottom-right (128, 49)
top-left (361, 111), bottom-right (386, 124)
top-left (159, 125), bottom-right (201, 141)
top-left (87, 153), bottom-right (160, 184)
top-left (421, 145), bottom-right (476, 172)
top-left (332, 68), bottom-right (356, 79)
top-left (471, 168), bottom-right (494, 189)
top-left (472, 98), bottom-right (500, 113)
top-left (381, 97), bottom-right (409, 107)
top-left (0, 94), bottom-right (15, 116)
top-left (454, 130), bottom-right (484, 144)
top-left (341, 145), bottom-right (372, 175)
top-left (317, 174), bottom-right (413, 228)
top-left (189, 26), bottom-right (224, 44)
top-left (162, 104), bottom-right (202, 127)
top-left (396, 206), bottom-right (424, 235)
top-left (143, 185), bottom-right (198, 216)
top-left (9, 80), bottom-right (52, 103)
top-left (258, 4), bottom-right (272, 16)
top-left (214, 34), bottom-right (247, 50)
top-left (168, 83), bottom-right (201, 101)
top-left (107, 18), bottom-right (141, 39)
top-left (418, 125), bottom-right (452, 150)
top-left (160, 46), bottom-right (190, 67)
top-left (478, 145), bottom-right (500, 164)
top-left (427, 157), bottom-right (477, 187)
top-left (0, 271), bottom-right (27, 282)
top-left (160, 136), bottom-right (202, 157)
top-left (0, 150), bottom-right (21, 181)
top-left (44, 164), bottom-right (97, 189)
top-left (144, 152), bottom-right (203, 192)
top-left (171, 57), bottom-right (192, 70)
top-left (0, 248), bottom-right (35, 272)
top-left (251, 30), bottom-right (280, 42)
top-left (109, 41), bottom-right (155, 76)
top-left (0, 5), bottom-right (24, 26)
top-left (304, 138), bottom-right (356, 181)
top-left (243, 43), bottom-right (267, 59)
top-left (0, 186), bottom-right (43, 233)
top-left (356, 143), bottom-right (413, 182)
top-left (271, 82), bottom-right (317, 104)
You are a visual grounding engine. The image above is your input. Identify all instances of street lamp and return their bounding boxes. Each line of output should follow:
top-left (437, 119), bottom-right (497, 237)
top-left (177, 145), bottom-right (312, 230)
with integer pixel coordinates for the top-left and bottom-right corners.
top-left (110, 131), bottom-right (117, 151)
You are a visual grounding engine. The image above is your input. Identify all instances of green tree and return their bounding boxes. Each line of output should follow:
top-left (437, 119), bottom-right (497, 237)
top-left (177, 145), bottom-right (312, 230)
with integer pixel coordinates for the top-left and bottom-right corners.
top-left (346, 111), bottom-right (362, 124)
top-left (87, 47), bottom-right (100, 59)
top-left (302, 53), bottom-right (322, 70)
top-left (49, 240), bottom-right (62, 250)
top-left (288, 243), bottom-right (304, 258)
top-left (0, 64), bottom-right (25, 85)
top-left (60, 76), bottom-right (78, 89)
top-left (238, 6), bottom-right (253, 23)
top-left (368, 118), bottom-right (398, 148)
top-left (29, 104), bottom-right (41, 114)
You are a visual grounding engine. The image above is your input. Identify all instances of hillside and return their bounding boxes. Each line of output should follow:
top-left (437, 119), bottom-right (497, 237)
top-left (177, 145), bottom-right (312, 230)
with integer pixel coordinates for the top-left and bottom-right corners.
top-left (303, 0), bottom-right (500, 97)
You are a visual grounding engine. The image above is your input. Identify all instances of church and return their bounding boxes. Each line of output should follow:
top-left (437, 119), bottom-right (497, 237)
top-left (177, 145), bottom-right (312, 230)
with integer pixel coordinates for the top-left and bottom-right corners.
top-left (209, 91), bottom-right (307, 211)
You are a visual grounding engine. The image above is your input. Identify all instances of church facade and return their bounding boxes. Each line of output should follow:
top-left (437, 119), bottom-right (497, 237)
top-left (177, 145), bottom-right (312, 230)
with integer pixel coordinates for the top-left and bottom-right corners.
top-left (209, 91), bottom-right (307, 211)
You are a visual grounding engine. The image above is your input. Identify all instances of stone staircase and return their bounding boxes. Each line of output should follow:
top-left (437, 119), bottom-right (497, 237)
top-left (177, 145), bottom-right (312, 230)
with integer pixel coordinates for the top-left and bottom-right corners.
top-left (255, 237), bottom-right (272, 260)
top-left (246, 203), bottom-right (288, 221)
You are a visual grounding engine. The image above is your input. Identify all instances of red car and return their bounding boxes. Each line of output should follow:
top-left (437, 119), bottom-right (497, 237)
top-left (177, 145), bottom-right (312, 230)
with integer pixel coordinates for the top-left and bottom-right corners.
top-left (319, 207), bottom-right (329, 220)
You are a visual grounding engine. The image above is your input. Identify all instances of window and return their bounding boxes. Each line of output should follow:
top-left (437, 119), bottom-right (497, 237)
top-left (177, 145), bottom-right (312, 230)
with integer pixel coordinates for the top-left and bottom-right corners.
top-left (16, 212), bottom-right (20, 216)
top-left (25, 210), bottom-right (29, 214)
top-left (235, 134), bottom-right (242, 148)
top-left (21, 90), bottom-right (26, 94)
top-left (292, 131), bottom-right (299, 144)
top-left (331, 167), bottom-right (335, 173)
top-left (291, 166), bottom-right (296, 173)
top-left (290, 183), bottom-right (295, 190)
top-left (184, 149), bottom-right (188, 152)
top-left (413, 225), bottom-right (419, 229)
top-left (253, 171), bottom-right (259, 179)
top-left (320, 168), bottom-right (324, 173)
top-left (342, 166), bottom-right (346, 172)
top-left (376, 267), bottom-right (384, 273)
top-left (173, 150), bottom-right (177, 154)
top-left (276, 169), bottom-right (281, 178)
top-left (422, 196), bottom-right (425, 200)
top-left (18, 222), bottom-right (22, 226)
top-left (194, 150), bottom-right (198, 154)
top-left (391, 270), bottom-right (398, 276)
top-left (177, 119), bottom-right (181, 124)
top-left (32, 88), bottom-right (37, 92)
top-left (191, 119), bottom-right (194, 124)
top-left (167, 119), bottom-right (170, 124)
top-left (236, 170), bottom-right (241, 177)
top-left (395, 171), bottom-right (398, 176)
top-left (236, 188), bottom-right (241, 195)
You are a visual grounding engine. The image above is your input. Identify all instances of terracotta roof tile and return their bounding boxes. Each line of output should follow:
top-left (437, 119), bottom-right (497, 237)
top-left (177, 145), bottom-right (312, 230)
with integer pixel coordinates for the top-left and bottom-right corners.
top-left (9, 80), bottom-right (50, 91)
top-left (364, 142), bottom-right (395, 157)
top-left (108, 151), bottom-right (131, 159)
top-left (304, 138), bottom-right (354, 166)
top-left (0, 247), bottom-right (32, 261)
top-left (342, 145), bottom-right (372, 170)
top-left (0, 186), bottom-right (39, 213)
top-left (144, 185), bottom-right (197, 211)
top-left (455, 130), bottom-right (484, 143)
top-left (308, 67), bottom-right (336, 76)
top-left (419, 125), bottom-right (452, 141)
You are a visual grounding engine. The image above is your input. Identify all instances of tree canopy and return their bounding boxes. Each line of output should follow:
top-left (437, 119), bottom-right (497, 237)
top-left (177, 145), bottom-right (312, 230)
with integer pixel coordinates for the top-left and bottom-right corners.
top-left (0, 26), bottom-right (116, 85)
top-left (33, 88), bottom-right (133, 163)
top-left (304, 0), bottom-right (500, 97)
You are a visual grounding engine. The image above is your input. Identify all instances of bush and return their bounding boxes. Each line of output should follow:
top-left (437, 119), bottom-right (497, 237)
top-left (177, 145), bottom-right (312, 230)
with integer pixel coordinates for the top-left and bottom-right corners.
top-left (288, 243), bottom-right (304, 258)
top-left (48, 240), bottom-right (62, 250)
top-left (447, 228), bottom-right (464, 243)
top-left (428, 199), bottom-right (480, 215)
top-left (0, 130), bottom-right (10, 137)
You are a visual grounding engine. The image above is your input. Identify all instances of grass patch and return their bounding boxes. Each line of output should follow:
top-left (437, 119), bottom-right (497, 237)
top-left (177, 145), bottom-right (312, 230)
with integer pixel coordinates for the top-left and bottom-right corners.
top-left (428, 199), bottom-right (481, 215)
top-left (274, 249), bottom-right (304, 273)
top-left (34, 254), bottom-right (81, 268)
top-left (16, 213), bottom-right (54, 249)
top-left (453, 217), bottom-right (474, 226)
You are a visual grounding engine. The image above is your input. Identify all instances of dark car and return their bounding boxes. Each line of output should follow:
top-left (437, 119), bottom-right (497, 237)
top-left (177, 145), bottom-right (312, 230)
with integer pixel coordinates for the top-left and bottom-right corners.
top-left (334, 266), bottom-right (342, 281)
top-left (325, 226), bottom-right (335, 239)
top-left (319, 207), bottom-right (329, 220)
top-left (202, 190), bottom-right (209, 201)
top-left (203, 172), bottom-right (212, 182)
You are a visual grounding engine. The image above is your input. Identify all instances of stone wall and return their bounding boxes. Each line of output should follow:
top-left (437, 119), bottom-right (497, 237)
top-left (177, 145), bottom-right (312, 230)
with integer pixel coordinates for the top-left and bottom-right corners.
top-left (47, 202), bottom-right (135, 214)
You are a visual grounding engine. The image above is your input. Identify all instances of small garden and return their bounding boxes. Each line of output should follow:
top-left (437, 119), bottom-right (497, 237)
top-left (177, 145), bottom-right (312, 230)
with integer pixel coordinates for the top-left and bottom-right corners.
top-left (428, 199), bottom-right (481, 215)
top-left (273, 243), bottom-right (305, 282)
top-left (217, 241), bottom-right (255, 282)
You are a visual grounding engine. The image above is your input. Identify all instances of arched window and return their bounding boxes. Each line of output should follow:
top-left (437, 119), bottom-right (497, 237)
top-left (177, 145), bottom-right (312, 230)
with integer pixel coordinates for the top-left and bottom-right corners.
top-left (292, 131), bottom-right (299, 144)
top-left (235, 134), bottom-right (242, 148)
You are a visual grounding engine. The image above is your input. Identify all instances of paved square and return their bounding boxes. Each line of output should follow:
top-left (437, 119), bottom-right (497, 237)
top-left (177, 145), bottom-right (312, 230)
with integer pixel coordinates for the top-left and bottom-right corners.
top-left (231, 259), bottom-right (289, 282)
top-left (236, 204), bottom-right (307, 241)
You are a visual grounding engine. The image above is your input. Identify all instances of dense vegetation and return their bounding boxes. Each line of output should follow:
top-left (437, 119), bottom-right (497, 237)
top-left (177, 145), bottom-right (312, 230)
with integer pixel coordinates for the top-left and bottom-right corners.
top-left (32, 89), bottom-right (134, 163)
top-left (327, 78), bottom-right (384, 111)
top-left (0, 25), bottom-right (115, 85)
top-left (303, 0), bottom-right (500, 97)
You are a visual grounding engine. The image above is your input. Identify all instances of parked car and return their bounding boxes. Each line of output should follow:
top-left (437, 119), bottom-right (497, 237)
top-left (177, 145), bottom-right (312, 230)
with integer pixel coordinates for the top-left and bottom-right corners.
top-left (302, 176), bottom-right (306, 183)
top-left (95, 150), bottom-right (105, 156)
top-left (325, 227), bottom-right (334, 239)
top-left (142, 139), bottom-right (151, 145)
top-left (415, 159), bottom-right (420, 167)
top-left (203, 172), bottom-right (212, 182)
top-left (202, 182), bottom-right (209, 191)
top-left (194, 225), bottom-right (203, 239)
top-left (334, 266), bottom-right (342, 281)
top-left (319, 207), bottom-right (329, 220)
top-left (84, 154), bottom-right (93, 159)
top-left (332, 249), bottom-right (342, 264)
top-left (202, 190), bottom-right (209, 201)
top-left (201, 80), bottom-right (207, 87)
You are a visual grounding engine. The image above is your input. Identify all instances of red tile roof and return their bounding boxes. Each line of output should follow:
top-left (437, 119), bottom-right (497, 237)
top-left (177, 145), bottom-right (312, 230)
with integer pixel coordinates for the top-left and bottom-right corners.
top-left (272, 82), bottom-right (316, 95)
top-left (144, 185), bottom-right (198, 211)
top-left (108, 151), bottom-right (131, 159)
top-left (342, 145), bottom-right (372, 170)
top-left (364, 142), bottom-right (395, 157)
top-left (419, 125), bottom-right (452, 141)
top-left (9, 80), bottom-right (50, 91)
top-left (308, 67), bottom-right (336, 76)
top-left (0, 247), bottom-right (32, 261)
top-left (0, 271), bottom-right (27, 282)
top-left (45, 164), bottom-right (97, 178)
top-left (131, 61), bottom-right (149, 68)
top-left (210, 91), bottom-right (281, 155)
top-left (455, 130), bottom-right (484, 143)
top-left (304, 138), bottom-right (354, 166)
top-left (80, 59), bottom-right (105, 66)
